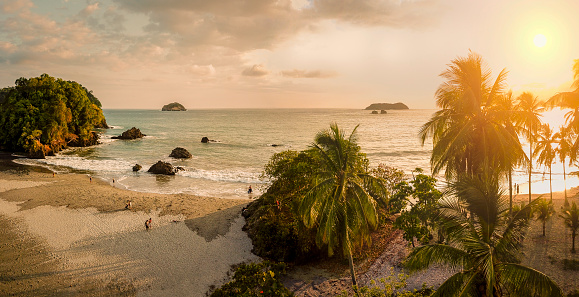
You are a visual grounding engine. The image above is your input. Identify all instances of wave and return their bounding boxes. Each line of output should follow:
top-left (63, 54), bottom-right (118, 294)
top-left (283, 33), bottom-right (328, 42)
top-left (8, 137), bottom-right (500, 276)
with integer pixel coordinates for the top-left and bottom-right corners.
top-left (15, 156), bottom-right (134, 173)
top-left (179, 168), bottom-right (266, 184)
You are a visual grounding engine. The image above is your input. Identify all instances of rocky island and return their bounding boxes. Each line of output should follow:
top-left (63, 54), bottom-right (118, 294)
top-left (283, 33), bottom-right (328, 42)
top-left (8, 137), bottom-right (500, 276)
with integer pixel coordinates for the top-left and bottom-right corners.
top-left (162, 102), bottom-right (187, 111)
top-left (365, 102), bottom-right (409, 110)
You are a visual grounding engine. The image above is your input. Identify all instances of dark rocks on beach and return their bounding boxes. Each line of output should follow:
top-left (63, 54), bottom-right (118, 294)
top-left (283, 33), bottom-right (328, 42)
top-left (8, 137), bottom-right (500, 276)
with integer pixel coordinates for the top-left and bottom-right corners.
top-left (27, 148), bottom-right (46, 159)
top-left (201, 137), bottom-right (209, 143)
top-left (133, 164), bottom-right (142, 172)
top-left (371, 110), bottom-right (378, 114)
top-left (271, 144), bottom-right (281, 147)
top-left (147, 161), bottom-right (178, 175)
top-left (169, 147), bottom-right (192, 159)
top-left (112, 127), bottom-right (145, 140)
top-left (380, 110), bottom-right (387, 114)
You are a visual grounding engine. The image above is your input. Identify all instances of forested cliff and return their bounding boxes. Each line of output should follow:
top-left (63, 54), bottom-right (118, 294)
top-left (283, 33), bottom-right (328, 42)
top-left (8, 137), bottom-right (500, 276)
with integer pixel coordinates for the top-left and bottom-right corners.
top-left (0, 74), bottom-right (108, 158)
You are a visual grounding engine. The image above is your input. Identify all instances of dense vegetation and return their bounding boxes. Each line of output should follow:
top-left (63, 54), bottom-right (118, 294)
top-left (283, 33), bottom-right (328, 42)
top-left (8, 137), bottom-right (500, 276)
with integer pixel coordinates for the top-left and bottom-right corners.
top-left (0, 74), bottom-right (107, 158)
top-left (210, 261), bottom-right (292, 297)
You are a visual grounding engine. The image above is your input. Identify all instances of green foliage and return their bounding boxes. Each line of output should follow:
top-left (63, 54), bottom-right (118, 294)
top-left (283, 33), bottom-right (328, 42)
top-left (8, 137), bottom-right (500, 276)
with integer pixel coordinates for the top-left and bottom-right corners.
top-left (338, 269), bottom-right (433, 297)
top-left (0, 74), bottom-right (107, 155)
top-left (560, 201), bottom-right (579, 253)
top-left (404, 173), bottom-right (563, 297)
top-left (244, 149), bottom-right (320, 262)
top-left (210, 261), bottom-right (293, 297)
top-left (392, 169), bottom-right (442, 246)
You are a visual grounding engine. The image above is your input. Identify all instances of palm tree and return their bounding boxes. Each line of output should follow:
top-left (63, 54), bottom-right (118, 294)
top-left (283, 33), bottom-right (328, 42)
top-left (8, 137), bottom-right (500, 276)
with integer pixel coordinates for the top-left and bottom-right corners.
top-left (534, 124), bottom-right (557, 201)
top-left (560, 201), bottom-right (579, 253)
top-left (554, 125), bottom-right (573, 207)
top-left (299, 123), bottom-right (387, 289)
top-left (516, 92), bottom-right (544, 203)
top-left (419, 51), bottom-right (525, 181)
top-left (534, 198), bottom-right (554, 236)
top-left (547, 59), bottom-right (579, 134)
top-left (405, 173), bottom-right (563, 296)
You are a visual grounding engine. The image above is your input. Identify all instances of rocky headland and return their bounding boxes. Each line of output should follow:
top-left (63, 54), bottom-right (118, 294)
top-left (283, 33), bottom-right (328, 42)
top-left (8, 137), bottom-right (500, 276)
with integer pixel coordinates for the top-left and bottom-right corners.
top-left (162, 102), bottom-right (187, 111)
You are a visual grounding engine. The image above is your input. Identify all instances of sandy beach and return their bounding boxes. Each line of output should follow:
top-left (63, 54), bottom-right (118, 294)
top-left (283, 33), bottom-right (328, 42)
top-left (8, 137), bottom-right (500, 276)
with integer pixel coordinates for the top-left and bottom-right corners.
top-left (1, 157), bottom-right (578, 296)
top-left (0, 164), bottom-right (258, 296)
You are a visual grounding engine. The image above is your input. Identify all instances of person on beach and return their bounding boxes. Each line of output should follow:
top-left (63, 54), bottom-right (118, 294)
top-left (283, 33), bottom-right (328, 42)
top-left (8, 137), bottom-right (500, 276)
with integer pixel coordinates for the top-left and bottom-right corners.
top-left (89, 176), bottom-right (92, 183)
top-left (248, 185), bottom-right (252, 194)
top-left (125, 200), bottom-right (132, 210)
top-left (145, 218), bottom-right (151, 230)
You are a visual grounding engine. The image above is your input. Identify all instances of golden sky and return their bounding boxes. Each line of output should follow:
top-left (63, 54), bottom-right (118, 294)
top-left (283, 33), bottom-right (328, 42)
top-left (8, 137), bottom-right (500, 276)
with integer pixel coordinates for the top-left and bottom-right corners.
top-left (0, 0), bottom-right (577, 109)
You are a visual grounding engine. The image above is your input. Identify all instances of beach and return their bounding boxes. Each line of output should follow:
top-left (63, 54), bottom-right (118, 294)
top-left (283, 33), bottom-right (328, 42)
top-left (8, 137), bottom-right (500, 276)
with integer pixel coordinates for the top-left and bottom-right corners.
top-left (1, 157), bottom-right (578, 296)
top-left (0, 161), bottom-right (258, 296)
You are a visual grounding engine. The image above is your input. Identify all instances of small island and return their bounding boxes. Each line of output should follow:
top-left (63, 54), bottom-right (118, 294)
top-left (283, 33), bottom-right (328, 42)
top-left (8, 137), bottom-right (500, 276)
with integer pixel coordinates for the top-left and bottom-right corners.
top-left (364, 102), bottom-right (409, 110)
top-left (162, 102), bottom-right (187, 111)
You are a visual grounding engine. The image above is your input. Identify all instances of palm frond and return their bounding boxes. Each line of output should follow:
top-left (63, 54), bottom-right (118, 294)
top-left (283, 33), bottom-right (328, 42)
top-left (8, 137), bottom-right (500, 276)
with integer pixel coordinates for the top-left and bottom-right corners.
top-left (497, 263), bottom-right (563, 297)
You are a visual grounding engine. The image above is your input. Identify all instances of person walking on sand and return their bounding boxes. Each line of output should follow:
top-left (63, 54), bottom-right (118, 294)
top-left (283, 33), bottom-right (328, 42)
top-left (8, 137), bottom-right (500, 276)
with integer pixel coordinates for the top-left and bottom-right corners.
top-left (248, 185), bottom-right (252, 194)
top-left (125, 200), bottom-right (132, 210)
top-left (89, 176), bottom-right (92, 183)
top-left (145, 218), bottom-right (151, 230)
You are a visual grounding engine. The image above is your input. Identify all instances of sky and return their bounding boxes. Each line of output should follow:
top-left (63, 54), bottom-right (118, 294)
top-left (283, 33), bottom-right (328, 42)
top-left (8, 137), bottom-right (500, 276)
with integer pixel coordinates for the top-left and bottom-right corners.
top-left (0, 0), bottom-right (578, 109)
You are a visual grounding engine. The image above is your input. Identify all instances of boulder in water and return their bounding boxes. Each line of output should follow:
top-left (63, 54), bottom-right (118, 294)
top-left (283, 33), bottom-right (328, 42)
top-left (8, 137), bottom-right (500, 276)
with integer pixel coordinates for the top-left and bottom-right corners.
top-left (201, 137), bottom-right (209, 143)
top-left (371, 110), bottom-right (378, 114)
top-left (112, 127), bottom-right (145, 140)
top-left (380, 110), bottom-right (387, 114)
top-left (148, 161), bottom-right (178, 175)
top-left (133, 164), bottom-right (142, 172)
top-left (169, 147), bottom-right (192, 159)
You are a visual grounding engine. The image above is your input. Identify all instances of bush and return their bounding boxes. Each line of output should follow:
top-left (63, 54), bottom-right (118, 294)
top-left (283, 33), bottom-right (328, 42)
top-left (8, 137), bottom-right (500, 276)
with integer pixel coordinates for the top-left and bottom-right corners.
top-left (210, 261), bottom-right (293, 297)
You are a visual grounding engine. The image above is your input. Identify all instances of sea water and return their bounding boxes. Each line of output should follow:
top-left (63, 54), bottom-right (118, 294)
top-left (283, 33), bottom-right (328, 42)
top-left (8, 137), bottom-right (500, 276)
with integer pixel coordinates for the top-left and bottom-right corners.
top-left (16, 109), bottom-right (577, 199)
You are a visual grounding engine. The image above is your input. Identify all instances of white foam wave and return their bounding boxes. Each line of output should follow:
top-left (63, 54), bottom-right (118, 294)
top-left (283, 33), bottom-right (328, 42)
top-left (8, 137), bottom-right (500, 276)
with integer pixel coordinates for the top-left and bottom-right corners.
top-left (179, 168), bottom-right (266, 184)
top-left (16, 156), bottom-right (134, 173)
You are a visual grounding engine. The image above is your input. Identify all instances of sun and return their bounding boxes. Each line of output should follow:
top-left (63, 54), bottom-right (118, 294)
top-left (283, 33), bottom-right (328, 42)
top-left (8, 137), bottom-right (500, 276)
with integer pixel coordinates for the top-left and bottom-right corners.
top-left (533, 34), bottom-right (547, 47)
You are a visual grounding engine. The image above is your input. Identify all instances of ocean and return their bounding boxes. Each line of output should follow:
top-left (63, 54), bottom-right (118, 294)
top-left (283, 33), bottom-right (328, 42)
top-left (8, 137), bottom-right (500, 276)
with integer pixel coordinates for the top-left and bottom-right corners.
top-left (15, 109), bottom-right (577, 199)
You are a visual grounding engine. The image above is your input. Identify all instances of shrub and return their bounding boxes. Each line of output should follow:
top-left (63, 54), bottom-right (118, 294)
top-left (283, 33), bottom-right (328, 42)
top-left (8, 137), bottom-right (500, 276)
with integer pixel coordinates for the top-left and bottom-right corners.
top-left (210, 261), bottom-right (293, 297)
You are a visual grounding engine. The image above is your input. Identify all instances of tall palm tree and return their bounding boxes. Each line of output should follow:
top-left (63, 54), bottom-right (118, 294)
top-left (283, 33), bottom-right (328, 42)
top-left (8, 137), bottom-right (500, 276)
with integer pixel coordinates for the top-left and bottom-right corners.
top-left (534, 198), bottom-right (554, 236)
top-left (299, 123), bottom-right (387, 289)
top-left (547, 59), bottom-right (579, 134)
top-left (554, 125), bottom-right (572, 207)
top-left (419, 51), bottom-right (525, 181)
top-left (516, 92), bottom-right (544, 203)
top-left (405, 173), bottom-right (563, 296)
top-left (535, 124), bottom-right (557, 201)
top-left (560, 201), bottom-right (579, 253)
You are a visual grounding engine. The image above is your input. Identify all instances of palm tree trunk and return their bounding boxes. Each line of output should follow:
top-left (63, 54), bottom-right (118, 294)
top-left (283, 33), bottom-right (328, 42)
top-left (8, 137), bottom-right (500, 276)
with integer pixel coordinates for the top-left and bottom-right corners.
top-left (549, 164), bottom-right (553, 202)
top-left (563, 162), bottom-right (569, 207)
top-left (572, 231), bottom-right (576, 253)
top-left (543, 221), bottom-right (546, 236)
top-left (529, 136), bottom-right (533, 203)
top-left (346, 238), bottom-right (359, 294)
top-left (509, 168), bottom-right (513, 214)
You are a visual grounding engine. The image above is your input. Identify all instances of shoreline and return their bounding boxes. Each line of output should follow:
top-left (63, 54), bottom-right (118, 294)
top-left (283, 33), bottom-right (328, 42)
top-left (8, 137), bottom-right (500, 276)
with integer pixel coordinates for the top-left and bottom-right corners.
top-left (0, 156), bottom-right (258, 296)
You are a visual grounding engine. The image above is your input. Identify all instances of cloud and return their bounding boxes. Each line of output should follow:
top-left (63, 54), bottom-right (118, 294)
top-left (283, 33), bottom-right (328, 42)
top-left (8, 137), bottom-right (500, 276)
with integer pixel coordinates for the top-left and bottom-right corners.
top-left (242, 64), bottom-right (269, 77)
top-left (184, 64), bottom-right (216, 76)
top-left (281, 69), bottom-right (338, 78)
top-left (0, 0), bottom-right (33, 13)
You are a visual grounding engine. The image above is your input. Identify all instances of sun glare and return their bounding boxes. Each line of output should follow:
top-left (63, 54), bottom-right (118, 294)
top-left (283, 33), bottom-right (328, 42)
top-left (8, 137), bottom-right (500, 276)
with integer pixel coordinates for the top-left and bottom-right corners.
top-left (533, 34), bottom-right (547, 47)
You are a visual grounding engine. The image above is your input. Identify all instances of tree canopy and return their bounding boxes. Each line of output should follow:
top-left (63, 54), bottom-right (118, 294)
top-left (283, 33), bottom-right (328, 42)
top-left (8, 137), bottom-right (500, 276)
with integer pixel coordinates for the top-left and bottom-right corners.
top-left (0, 74), bottom-right (107, 157)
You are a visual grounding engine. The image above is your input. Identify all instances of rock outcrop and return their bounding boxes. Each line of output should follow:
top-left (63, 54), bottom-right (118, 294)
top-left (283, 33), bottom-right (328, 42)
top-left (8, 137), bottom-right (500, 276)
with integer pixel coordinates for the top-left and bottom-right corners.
top-left (68, 131), bottom-right (100, 147)
top-left (365, 102), bottom-right (409, 110)
top-left (112, 127), bottom-right (145, 140)
top-left (147, 161), bottom-right (180, 175)
top-left (371, 110), bottom-right (378, 114)
top-left (169, 147), bottom-right (192, 159)
top-left (201, 137), bottom-right (209, 143)
top-left (133, 164), bottom-right (142, 172)
top-left (162, 102), bottom-right (187, 111)
top-left (380, 110), bottom-right (387, 114)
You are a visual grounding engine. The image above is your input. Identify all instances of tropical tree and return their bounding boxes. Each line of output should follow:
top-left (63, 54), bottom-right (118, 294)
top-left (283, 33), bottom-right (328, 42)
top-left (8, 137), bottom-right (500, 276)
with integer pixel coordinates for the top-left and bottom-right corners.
top-left (534, 124), bottom-right (557, 201)
top-left (516, 92), bottom-right (544, 203)
top-left (533, 198), bottom-right (554, 236)
top-left (560, 201), bottom-right (579, 253)
top-left (547, 59), bottom-right (579, 134)
top-left (404, 173), bottom-right (563, 296)
top-left (299, 123), bottom-right (387, 289)
top-left (554, 125), bottom-right (573, 207)
top-left (419, 51), bottom-right (525, 181)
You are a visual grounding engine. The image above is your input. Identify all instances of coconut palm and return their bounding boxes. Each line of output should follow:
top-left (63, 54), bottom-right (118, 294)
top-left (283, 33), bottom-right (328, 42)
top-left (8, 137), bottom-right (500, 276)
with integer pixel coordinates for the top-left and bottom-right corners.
top-left (516, 92), bottom-right (544, 203)
top-left (547, 59), bottom-right (579, 134)
top-left (533, 198), bottom-right (554, 236)
top-left (554, 126), bottom-right (573, 207)
top-left (560, 201), bottom-right (579, 253)
top-left (534, 124), bottom-right (557, 201)
top-left (405, 173), bottom-right (563, 296)
top-left (419, 51), bottom-right (525, 181)
top-left (299, 123), bottom-right (387, 289)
